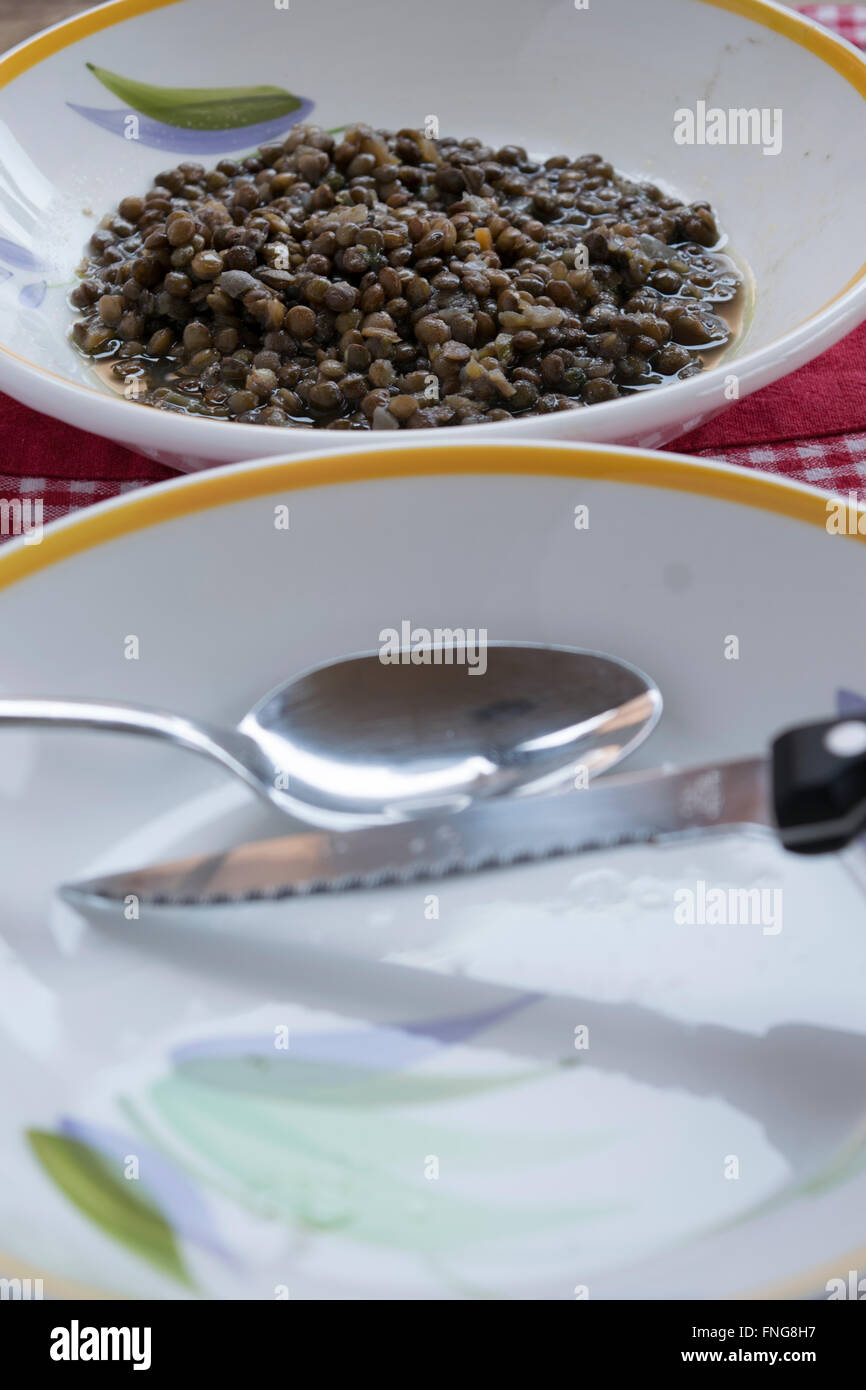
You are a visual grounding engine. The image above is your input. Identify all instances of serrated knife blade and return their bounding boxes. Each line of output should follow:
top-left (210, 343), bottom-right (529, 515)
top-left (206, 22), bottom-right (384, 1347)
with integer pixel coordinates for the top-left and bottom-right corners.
top-left (61, 756), bottom-right (773, 909)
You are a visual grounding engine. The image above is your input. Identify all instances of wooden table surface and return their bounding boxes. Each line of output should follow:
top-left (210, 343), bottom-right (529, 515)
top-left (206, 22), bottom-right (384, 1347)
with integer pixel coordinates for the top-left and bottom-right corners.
top-left (0, 0), bottom-right (95, 53)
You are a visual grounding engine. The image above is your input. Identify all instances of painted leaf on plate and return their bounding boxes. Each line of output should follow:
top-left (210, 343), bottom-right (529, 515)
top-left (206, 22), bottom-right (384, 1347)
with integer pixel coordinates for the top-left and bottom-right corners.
top-left (0, 235), bottom-right (43, 271)
top-left (85, 63), bottom-right (304, 131)
top-left (27, 1129), bottom-right (192, 1286)
top-left (18, 280), bottom-right (46, 308)
top-left (172, 1052), bottom-right (544, 1107)
top-left (141, 1079), bottom-right (621, 1253)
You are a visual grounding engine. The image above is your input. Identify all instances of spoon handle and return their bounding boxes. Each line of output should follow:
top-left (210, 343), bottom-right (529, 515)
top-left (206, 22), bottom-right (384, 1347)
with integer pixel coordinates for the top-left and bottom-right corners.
top-left (0, 697), bottom-right (263, 793)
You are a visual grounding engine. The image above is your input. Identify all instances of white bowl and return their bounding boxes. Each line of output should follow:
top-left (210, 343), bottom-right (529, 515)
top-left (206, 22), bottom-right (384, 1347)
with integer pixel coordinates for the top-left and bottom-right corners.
top-left (0, 0), bottom-right (865, 471)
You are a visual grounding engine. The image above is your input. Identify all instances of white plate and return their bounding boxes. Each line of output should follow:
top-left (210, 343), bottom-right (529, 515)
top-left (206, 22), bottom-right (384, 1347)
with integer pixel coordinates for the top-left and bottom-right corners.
top-left (0, 0), bottom-right (864, 468)
top-left (1, 439), bottom-right (865, 1300)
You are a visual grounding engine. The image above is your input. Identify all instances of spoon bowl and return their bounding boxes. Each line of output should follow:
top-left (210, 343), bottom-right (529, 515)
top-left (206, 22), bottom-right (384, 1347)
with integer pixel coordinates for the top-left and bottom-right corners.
top-left (245, 643), bottom-right (661, 824)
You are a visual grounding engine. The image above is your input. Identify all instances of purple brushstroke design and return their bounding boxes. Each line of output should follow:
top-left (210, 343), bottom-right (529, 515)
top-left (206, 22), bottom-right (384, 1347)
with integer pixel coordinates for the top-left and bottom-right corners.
top-left (18, 280), bottom-right (46, 308)
top-left (59, 1116), bottom-right (233, 1265)
top-left (0, 268), bottom-right (12, 285)
top-left (172, 992), bottom-right (542, 1072)
top-left (836, 689), bottom-right (866, 718)
top-left (0, 236), bottom-right (44, 272)
top-left (66, 100), bottom-right (315, 153)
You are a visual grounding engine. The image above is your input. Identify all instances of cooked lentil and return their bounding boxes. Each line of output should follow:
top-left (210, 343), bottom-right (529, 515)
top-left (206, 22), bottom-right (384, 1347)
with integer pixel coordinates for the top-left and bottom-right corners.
top-left (70, 125), bottom-right (742, 429)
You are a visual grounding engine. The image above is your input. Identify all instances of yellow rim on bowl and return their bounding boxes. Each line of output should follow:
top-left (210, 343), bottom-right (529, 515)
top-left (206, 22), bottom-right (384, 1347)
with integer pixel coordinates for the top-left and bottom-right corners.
top-left (0, 439), bottom-right (864, 1299)
top-left (0, 0), bottom-right (864, 401)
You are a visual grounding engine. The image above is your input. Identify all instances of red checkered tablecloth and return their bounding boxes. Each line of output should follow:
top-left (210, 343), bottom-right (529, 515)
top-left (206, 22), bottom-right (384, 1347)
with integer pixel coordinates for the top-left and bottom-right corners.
top-left (0, 4), bottom-right (864, 532)
top-left (802, 1), bottom-right (866, 45)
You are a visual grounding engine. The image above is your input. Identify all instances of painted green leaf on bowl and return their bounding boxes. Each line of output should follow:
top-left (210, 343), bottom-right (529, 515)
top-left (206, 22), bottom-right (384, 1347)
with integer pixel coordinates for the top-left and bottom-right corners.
top-left (173, 1053), bottom-right (545, 1107)
top-left (85, 63), bottom-right (303, 131)
top-left (27, 1128), bottom-right (192, 1286)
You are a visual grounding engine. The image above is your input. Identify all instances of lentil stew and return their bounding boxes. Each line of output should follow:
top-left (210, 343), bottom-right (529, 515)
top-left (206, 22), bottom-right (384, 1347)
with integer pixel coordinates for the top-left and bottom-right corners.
top-left (70, 124), bottom-right (742, 430)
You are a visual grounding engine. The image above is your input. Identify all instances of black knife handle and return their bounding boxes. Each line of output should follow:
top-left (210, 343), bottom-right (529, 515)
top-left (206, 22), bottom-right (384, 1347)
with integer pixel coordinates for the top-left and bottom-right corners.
top-left (772, 717), bottom-right (866, 853)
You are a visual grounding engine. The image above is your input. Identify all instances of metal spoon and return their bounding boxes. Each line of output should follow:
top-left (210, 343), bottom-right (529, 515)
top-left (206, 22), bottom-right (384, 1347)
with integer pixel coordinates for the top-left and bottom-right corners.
top-left (0, 643), bottom-right (660, 828)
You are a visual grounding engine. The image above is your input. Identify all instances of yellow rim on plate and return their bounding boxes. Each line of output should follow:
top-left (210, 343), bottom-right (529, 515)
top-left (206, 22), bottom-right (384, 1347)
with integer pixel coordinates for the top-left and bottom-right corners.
top-left (0, 0), bottom-right (864, 398)
top-left (1, 441), bottom-right (863, 1302)
top-left (0, 441), bottom-right (864, 595)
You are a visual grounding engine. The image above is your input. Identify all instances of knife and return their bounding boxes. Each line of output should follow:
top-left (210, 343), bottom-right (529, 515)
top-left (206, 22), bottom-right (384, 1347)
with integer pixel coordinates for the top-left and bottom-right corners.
top-left (61, 716), bottom-right (866, 908)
